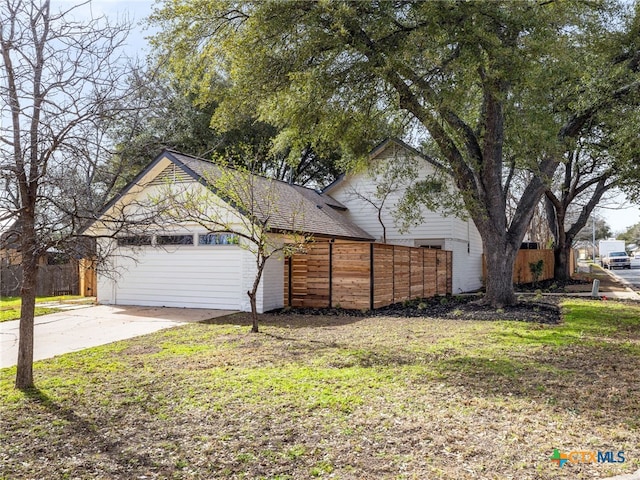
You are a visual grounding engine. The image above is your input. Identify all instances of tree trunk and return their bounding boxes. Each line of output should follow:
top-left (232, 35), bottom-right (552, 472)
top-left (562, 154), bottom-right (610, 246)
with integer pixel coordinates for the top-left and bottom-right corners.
top-left (553, 235), bottom-right (574, 281)
top-left (378, 209), bottom-right (386, 243)
top-left (554, 244), bottom-right (570, 281)
top-left (484, 244), bottom-right (517, 308)
top-left (247, 290), bottom-right (259, 333)
top-left (549, 202), bottom-right (572, 281)
top-left (247, 258), bottom-right (266, 333)
top-left (478, 218), bottom-right (524, 308)
top-left (15, 241), bottom-right (37, 390)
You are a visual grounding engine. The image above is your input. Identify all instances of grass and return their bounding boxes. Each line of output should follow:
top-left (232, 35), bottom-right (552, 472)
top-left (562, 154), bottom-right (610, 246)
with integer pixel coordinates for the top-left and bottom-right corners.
top-left (0, 295), bottom-right (87, 322)
top-left (1, 298), bottom-right (639, 479)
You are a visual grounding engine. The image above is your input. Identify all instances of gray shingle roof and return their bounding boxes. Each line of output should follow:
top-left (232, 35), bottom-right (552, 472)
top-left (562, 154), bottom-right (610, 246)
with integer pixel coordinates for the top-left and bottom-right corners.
top-left (167, 151), bottom-right (374, 241)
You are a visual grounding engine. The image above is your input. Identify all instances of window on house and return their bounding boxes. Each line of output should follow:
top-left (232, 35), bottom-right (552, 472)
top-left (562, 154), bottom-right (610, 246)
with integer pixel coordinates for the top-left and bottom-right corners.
top-left (117, 235), bottom-right (152, 246)
top-left (198, 233), bottom-right (240, 246)
top-left (156, 234), bottom-right (194, 246)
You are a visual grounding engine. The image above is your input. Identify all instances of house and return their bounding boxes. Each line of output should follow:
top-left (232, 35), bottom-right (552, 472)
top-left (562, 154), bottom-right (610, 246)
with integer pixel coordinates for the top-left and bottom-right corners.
top-left (88, 140), bottom-right (482, 313)
top-left (86, 150), bottom-right (374, 313)
top-left (323, 139), bottom-right (484, 294)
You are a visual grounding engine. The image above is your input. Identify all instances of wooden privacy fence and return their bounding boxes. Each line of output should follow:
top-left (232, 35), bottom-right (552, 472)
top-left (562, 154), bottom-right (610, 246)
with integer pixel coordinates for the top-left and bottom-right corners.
top-left (79, 259), bottom-right (98, 297)
top-left (483, 249), bottom-right (557, 284)
top-left (284, 242), bottom-right (452, 310)
top-left (0, 263), bottom-right (80, 297)
top-left (513, 249), bottom-right (554, 284)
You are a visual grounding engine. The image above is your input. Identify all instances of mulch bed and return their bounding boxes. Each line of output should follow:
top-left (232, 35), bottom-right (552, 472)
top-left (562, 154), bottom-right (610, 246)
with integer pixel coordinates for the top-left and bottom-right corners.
top-left (270, 271), bottom-right (636, 325)
top-left (269, 295), bottom-right (562, 324)
top-left (375, 295), bottom-right (561, 323)
top-left (515, 277), bottom-right (591, 293)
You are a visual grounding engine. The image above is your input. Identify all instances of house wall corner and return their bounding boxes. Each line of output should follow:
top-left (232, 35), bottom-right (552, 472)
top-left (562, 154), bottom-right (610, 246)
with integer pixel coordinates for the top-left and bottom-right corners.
top-left (240, 248), bottom-right (285, 314)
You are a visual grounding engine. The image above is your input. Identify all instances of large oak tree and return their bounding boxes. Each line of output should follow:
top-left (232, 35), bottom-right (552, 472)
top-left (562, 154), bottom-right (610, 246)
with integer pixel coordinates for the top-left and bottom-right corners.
top-left (543, 7), bottom-right (640, 280)
top-left (110, 70), bottom-right (346, 189)
top-left (151, 0), bottom-right (640, 306)
top-left (545, 112), bottom-right (640, 280)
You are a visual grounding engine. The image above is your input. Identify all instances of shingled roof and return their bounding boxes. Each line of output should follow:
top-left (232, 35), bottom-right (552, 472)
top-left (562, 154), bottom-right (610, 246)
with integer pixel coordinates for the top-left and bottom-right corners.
top-left (159, 150), bottom-right (374, 241)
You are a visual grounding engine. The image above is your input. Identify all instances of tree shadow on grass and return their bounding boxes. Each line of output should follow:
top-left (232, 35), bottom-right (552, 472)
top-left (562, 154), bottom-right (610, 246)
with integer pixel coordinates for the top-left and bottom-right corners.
top-left (20, 387), bottom-right (165, 474)
top-left (432, 343), bottom-right (640, 426)
top-left (200, 311), bottom-right (368, 329)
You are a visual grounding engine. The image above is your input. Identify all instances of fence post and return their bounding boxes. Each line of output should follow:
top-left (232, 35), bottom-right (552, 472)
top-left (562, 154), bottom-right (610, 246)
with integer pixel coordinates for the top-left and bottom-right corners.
top-left (369, 243), bottom-right (374, 310)
top-left (392, 245), bottom-right (396, 303)
top-left (288, 256), bottom-right (293, 307)
top-left (448, 251), bottom-right (452, 294)
top-left (422, 248), bottom-right (425, 298)
top-left (435, 251), bottom-right (439, 295)
top-left (328, 242), bottom-right (333, 308)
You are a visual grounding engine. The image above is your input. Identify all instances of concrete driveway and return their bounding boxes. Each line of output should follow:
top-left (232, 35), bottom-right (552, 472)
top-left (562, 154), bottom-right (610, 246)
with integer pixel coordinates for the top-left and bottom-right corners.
top-left (0, 305), bottom-right (237, 368)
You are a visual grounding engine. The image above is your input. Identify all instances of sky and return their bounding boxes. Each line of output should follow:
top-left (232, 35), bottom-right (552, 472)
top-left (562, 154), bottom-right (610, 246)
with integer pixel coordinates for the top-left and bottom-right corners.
top-left (52, 0), bottom-right (156, 56)
top-left (595, 201), bottom-right (640, 235)
top-left (50, 0), bottom-right (640, 236)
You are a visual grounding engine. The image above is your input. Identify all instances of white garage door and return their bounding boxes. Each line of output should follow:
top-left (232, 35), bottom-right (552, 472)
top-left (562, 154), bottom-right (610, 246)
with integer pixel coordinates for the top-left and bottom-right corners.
top-left (112, 246), bottom-right (242, 310)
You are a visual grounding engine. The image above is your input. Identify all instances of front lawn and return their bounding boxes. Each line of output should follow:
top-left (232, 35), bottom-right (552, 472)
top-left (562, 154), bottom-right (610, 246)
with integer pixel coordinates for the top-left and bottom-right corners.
top-left (0, 295), bottom-right (85, 322)
top-left (1, 299), bottom-right (638, 479)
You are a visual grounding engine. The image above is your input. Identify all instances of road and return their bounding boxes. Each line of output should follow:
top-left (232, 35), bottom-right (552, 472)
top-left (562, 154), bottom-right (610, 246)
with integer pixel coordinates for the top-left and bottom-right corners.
top-left (606, 266), bottom-right (640, 291)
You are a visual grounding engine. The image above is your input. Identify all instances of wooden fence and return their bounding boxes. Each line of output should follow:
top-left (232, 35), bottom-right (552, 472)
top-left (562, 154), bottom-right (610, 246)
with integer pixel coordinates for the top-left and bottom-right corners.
top-left (0, 263), bottom-right (80, 297)
top-left (79, 259), bottom-right (98, 297)
top-left (284, 242), bottom-right (452, 310)
top-left (482, 249), bottom-right (557, 285)
top-left (512, 249), bottom-right (554, 284)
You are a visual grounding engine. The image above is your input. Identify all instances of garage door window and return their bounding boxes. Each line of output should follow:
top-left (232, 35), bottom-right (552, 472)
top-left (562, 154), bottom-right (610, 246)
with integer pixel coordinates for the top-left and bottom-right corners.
top-left (157, 234), bottom-right (194, 245)
top-left (199, 233), bottom-right (239, 245)
top-left (117, 235), bottom-right (152, 246)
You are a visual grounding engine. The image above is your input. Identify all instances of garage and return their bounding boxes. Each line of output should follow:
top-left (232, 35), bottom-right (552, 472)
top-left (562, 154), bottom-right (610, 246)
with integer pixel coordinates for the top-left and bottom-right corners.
top-left (99, 237), bottom-right (243, 310)
top-left (87, 150), bottom-right (373, 314)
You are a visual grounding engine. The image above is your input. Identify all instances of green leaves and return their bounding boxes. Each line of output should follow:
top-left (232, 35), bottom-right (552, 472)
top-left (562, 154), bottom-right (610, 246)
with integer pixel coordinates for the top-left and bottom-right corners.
top-left (149, 0), bottom-right (640, 305)
top-left (150, 0), bottom-right (638, 181)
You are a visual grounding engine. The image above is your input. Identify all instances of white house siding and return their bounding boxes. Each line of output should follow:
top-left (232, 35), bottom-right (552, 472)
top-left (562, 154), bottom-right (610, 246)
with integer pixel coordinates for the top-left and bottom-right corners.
top-left (260, 254), bottom-right (285, 312)
top-left (445, 217), bottom-right (484, 293)
top-left (329, 149), bottom-right (455, 242)
top-left (330, 180), bottom-right (456, 244)
top-left (97, 272), bottom-right (115, 305)
top-left (327, 144), bottom-right (484, 293)
top-left (100, 244), bottom-right (243, 310)
top-left (96, 238), bottom-right (117, 304)
top-left (444, 237), bottom-right (483, 294)
top-left (467, 219), bottom-right (484, 292)
top-left (239, 238), bottom-right (285, 313)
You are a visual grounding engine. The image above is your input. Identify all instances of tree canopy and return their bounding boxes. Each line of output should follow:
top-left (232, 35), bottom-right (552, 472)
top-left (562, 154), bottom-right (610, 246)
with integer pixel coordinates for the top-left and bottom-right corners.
top-left (151, 0), bottom-right (640, 305)
top-left (109, 66), bottom-right (346, 188)
top-left (544, 100), bottom-right (640, 279)
top-left (618, 222), bottom-right (640, 246)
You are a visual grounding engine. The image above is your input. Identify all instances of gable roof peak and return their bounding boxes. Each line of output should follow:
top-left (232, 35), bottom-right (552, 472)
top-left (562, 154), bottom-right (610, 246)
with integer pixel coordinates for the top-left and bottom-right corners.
top-left (89, 148), bottom-right (373, 241)
top-left (323, 137), bottom-right (441, 194)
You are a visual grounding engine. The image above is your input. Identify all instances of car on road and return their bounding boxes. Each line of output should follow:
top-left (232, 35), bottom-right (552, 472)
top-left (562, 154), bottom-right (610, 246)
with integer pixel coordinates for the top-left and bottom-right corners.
top-left (631, 255), bottom-right (640, 268)
top-left (602, 251), bottom-right (631, 269)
